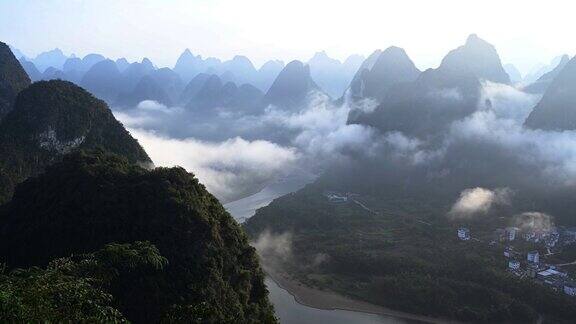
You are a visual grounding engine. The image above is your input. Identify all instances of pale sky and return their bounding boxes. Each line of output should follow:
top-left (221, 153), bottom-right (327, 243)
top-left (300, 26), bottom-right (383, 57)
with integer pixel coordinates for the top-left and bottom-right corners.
top-left (0, 0), bottom-right (574, 73)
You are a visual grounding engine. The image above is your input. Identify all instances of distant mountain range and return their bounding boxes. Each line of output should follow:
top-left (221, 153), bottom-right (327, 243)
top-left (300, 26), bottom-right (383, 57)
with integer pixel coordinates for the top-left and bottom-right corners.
top-left (6, 40), bottom-right (576, 132)
top-left (6, 45), bottom-right (361, 110)
top-left (308, 51), bottom-right (364, 98)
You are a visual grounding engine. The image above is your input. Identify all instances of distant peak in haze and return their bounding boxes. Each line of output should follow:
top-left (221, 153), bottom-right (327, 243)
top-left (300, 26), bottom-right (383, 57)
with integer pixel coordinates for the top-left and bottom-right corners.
top-left (227, 55), bottom-right (256, 71)
top-left (280, 60), bottom-right (309, 76)
top-left (466, 33), bottom-right (480, 44)
top-left (343, 54), bottom-right (365, 66)
top-left (307, 51), bottom-right (364, 97)
top-left (313, 50), bottom-right (329, 57)
top-left (348, 45), bottom-right (420, 101)
top-left (260, 59), bottom-right (284, 71)
top-left (309, 50), bottom-right (338, 62)
top-left (32, 48), bottom-right (69, 72)
top-left (308, 51), bottom-right (341, 65)
top-left (232, 55), bottom-right (251, 62)
top-left (264, 60), bottom-right (319, 109)
top-left (375, 46), bottom-right (415, 67)
top-left (80, 59), bottom-right (122, 102)
top-left (178, 48), bottom-right (199, 61)
top-left (439, 34), bottom-right (510, 84)
top-left (45, 48), bottom-right (64, 55)
top-left (141, 57), bottom-right (154, 68)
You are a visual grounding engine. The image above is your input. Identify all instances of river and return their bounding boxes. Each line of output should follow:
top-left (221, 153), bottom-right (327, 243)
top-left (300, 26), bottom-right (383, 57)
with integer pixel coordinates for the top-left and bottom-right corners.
top-left (265, 277), bottom-right (419, 324)
top-left (224, 168), bottom-right (316, 223)
top-left (225, 172), bottom-right (426, 324)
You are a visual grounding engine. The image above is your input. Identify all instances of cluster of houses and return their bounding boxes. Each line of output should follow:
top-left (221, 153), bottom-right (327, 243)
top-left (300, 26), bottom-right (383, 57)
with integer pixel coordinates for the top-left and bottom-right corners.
top-left (505, 247), bottom-right (576, 296)
top-left (458, 227), bottom-right (576, 249)
top-left (493, 226), bottom-right (576, 248)
top-left (493, 227), bottom-right (520, 242)
top-left (457, 226), bottom-right (576, 297)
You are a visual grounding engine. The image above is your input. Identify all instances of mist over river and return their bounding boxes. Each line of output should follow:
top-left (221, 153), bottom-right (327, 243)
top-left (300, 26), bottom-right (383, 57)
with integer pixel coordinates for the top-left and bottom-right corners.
top-left (225, 173), bottom-right (429, 324)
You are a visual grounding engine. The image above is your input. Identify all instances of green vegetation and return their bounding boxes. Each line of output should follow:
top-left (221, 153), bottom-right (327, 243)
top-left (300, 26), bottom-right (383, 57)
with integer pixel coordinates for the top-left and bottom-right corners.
top-left (0, 150), bottom-right (276, 323)
top-left (0, 241), bottom-right (165, 322)
top-left (245, 184), bottom-right (576, 323)
top-left (0, 80), bottom-right (151, 204)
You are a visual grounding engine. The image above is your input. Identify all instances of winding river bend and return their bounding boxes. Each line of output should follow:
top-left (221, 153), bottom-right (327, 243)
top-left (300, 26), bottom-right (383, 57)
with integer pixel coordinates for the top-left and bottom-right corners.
top-left (265, 277), bottom-right (417, 324)
top-left (225, 172), bottom-right (427, 324)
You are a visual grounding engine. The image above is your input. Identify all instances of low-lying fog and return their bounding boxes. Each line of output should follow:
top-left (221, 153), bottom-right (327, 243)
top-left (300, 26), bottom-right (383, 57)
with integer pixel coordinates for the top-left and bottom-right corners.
top-left (115, 81), bottom-right (576, 208)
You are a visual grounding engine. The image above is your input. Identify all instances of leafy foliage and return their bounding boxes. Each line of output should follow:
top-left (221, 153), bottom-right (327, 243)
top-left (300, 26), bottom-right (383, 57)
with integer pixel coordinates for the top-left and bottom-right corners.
top-left (0, 150), bottom-right (276, 323)
top-left (0, 241), bottom-right (167, 322)
top-left (0, 80), bottom-right (151, 204)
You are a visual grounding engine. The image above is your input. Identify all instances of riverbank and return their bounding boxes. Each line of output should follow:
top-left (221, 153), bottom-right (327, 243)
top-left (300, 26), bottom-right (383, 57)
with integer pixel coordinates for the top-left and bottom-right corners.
top-left (264, 265), bottom-right (459, 324)
top-left (225, 169), bottom-right (316, 222)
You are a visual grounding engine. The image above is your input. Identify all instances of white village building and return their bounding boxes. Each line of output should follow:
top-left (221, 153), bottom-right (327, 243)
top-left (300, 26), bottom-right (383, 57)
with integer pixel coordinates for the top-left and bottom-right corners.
top-left (564, 282), bottom-right (576, 296)
top-left (505, 227), bottom-right (518, 241)
top-left (508, 260), bottom-right (520, 270)
top-left (527, 251), bottom-right (540, 264)
top-left (458, 227), bottom-right (471, 240)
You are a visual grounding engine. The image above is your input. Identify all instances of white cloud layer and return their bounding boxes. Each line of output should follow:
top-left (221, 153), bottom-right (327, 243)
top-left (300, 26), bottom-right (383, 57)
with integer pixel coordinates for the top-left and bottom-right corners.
top-left (119, 80), bottom-right (576, 208)
top-left (129, 128), bottom-right (299, 203)
top-left (260, 92), bottom-right (377, 159)
top-left (450, 82), bottom-right (576, 186)
top-left (118, 94), bottom-right (378, 203)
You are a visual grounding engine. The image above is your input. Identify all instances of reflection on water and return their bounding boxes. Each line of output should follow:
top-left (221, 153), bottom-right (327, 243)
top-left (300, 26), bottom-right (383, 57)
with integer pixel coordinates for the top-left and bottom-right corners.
top-left (266, 278), bottom-right (420, 324)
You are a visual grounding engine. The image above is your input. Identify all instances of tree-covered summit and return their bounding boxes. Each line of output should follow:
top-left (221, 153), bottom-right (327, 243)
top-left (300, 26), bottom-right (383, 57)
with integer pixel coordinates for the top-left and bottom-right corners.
top-left (0, 150), bottom-right (276, 323)
top-left (0, 80), bottom-right (151, 204)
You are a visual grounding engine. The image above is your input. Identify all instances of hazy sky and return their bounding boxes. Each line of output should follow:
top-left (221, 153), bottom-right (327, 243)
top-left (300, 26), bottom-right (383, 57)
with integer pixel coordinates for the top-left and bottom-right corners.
top-left (1, 0), bottom-right (574, 73)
